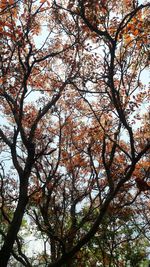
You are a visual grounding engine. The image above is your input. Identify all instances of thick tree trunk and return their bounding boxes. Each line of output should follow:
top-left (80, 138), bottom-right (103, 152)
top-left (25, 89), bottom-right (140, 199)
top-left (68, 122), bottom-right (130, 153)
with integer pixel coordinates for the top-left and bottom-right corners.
top-left (0, 185), bottom-right (28, 267)
top-left (0, 142), bottom-right (35, 267)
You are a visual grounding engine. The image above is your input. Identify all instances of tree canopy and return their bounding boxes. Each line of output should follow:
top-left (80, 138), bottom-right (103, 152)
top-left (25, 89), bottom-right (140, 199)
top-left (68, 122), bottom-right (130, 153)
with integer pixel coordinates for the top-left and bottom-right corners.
top-left (0, 0), bottom-right (150, 266)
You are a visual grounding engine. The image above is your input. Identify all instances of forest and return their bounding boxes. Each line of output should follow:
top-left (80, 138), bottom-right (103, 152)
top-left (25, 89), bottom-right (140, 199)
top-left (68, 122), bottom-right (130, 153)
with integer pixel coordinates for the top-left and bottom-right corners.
top-left (0, 0), bottom-right (150, 266)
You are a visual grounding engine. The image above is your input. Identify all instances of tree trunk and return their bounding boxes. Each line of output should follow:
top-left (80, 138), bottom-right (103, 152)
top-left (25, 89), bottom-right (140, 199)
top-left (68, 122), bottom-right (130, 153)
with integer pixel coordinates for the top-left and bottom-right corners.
top-left (0, 185), bottom-right (28, 267)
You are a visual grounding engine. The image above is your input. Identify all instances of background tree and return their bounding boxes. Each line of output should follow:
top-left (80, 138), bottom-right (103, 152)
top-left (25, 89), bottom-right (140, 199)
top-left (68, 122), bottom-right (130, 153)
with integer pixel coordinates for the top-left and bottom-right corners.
top-left (0, 0), bottom-right (150, 266)
top-left (72, 204), bottom-right (149, 267)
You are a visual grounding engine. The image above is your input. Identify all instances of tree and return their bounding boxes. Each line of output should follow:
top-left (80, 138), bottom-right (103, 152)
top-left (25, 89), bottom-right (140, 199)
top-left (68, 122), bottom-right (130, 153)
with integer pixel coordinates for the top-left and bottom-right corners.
top-left (0, 0), bottom-right (150, 266)
top-left (72, 204), bottom-right (149, 267)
